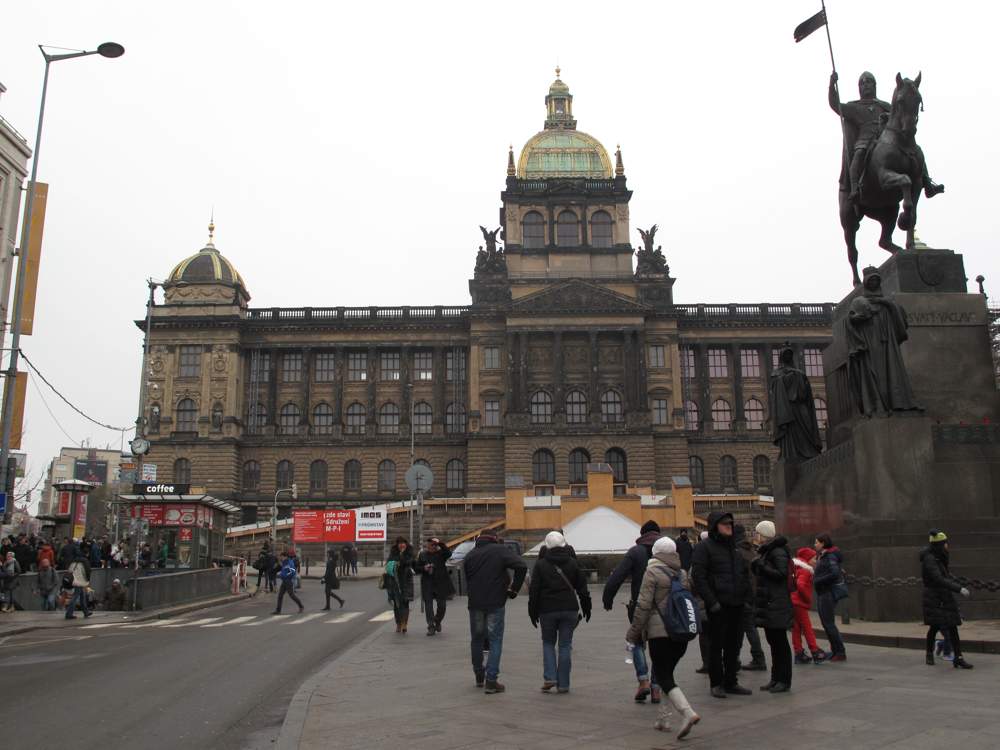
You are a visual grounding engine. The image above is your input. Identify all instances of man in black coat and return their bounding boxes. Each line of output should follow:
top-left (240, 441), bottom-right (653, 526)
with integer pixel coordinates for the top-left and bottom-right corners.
top-left (675, 530), bottom-right (693, 572)
top-left (463, 532), bottom-right (527, 694)
top-left (603, 520), bottom-right (662, 702)
top-left (691, 511), bottom-right (753, 698)
top-left (321, 548), bottom-right (344, 610)
top-left (417, 537), bottom-right (454, 636)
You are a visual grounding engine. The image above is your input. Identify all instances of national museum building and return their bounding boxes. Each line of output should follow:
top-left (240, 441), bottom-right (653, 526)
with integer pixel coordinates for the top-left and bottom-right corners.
top-left (138, 72), bottom-right (834, 524)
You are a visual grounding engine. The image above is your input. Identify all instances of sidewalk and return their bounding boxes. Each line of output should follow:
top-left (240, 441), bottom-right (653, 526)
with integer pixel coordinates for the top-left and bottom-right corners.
top-left (810, 612), bottom-right (1000, 654)
top-left (281, 590), bottom-right (1000, 750)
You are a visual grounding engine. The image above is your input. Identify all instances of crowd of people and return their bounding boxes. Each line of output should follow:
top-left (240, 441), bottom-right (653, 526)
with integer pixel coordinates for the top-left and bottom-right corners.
top-left (375, 515), bottom-right (978, 740)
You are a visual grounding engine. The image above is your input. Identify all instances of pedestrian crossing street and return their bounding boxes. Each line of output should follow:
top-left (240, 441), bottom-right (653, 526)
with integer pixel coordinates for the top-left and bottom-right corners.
top-left (78, 610), bottom-right (393, 631)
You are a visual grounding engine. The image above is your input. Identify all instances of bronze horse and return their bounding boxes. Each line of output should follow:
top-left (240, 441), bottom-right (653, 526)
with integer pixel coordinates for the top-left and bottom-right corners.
top-left (840, 73), bottom-right (932, 286)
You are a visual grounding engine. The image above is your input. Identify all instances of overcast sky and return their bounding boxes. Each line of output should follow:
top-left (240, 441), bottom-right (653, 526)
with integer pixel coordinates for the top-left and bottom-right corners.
top-left (2, 1), bottom-right (997, 508)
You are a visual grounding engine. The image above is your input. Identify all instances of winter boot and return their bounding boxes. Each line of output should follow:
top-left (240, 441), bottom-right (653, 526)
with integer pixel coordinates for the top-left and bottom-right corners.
top-left (650, 686), bottom-right (662, 704)
top-left (667, 687), bottom-right (700, 740)
top-left (484, 680), bottom-right (506, 694)
top-left (634, 680), bottom-right (651, 702)
top-left (811, 651), bottom-right (827, 664)
top-left (401, 613), bottom-right (409, 634)
top-left (794, 651), bottom-right (812, 665)
top-left (926, 652), bottom-right (935, 666)
top-left (953, 657), bottom-right (974, 670)
top-left (653, 705), bottom-right (672, 733)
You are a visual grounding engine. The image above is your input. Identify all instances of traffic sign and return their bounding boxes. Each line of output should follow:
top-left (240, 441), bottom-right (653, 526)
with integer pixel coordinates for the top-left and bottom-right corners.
top-left (404, 464), bottom-right (433, 492)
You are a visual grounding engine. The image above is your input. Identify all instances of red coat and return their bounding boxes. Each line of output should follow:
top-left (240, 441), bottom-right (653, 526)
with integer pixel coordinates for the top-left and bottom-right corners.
top-left (37, 545), bottom-right (55, 568)
top-left (791, 551), bottom-right (815, 609)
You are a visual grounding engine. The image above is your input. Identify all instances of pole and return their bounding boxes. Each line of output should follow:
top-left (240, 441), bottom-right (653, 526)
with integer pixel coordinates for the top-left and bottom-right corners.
top-left (821, 0), bottom-right (851, 169)
top-left (133, 280), bottom-right (156, 480)
top-left (272, 488), bottom-right (280, 551)
top-left (0, 57), bottom-right (51, 522)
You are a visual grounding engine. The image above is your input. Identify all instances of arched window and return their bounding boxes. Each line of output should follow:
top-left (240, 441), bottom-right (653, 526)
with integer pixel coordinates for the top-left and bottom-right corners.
top-left (744, 398), bottom-right (765, 430)
top-left (248, 402), bottom-right (267, 433)
top-left (446, 402), bottom-right (466, 434)
top-left (712, 399), bottom-right (732, 431)
top-left (530, 391), bottom-right (552, 424)
top-left (242, 460), bottom-right (261, 491)
top-left (566, 390), bottom-right (588, 424)
top-left (176, 399), bottom-right (197, 432)
top-left (446, 459), bottom-right (466, 492)
top-left (413, 402), bottom-right (433, 434)
top-left (814, 397), bottom-right (828, 429)
top-left (684, 400), bottom-right (700, 431)
top-left (313, 403), bottom-right (334, 435)
top-left (345, 403), bottom-right (366, 435)
top-left (605, 448), bottom-right (627, 484)
top-left (522, 210), bottom-right (545, 248)
top-left (532, 449), bottom-right (556, 485)
top-left (276, 460), bottom-right (294, 490)
top-left (590, 210), bottom-right (613, 248)
top-left (279, 403), bottom-right (300, 435)
top-left (568, 448), bottom-right (590, 484)
top-left (309, 460), bottom-right (328, 494)
top-left (556, 210), bottom-right (578, 246)
top-left (688, 456), bottom-right (704, 489)
top-left (601, 390), bottom-right (623, 424)
top-left (378, 460), bottom-right (396, 492)
top-left (174, 458), bottom-right (191, 484)
top-left (379, 402), bottom-right (400, 435)
top-left (753, 455), bottom-right (771, 489)
top-left (720, 455), bottom-right (738, 490)
top-left (344, 460), bottom-right (362, 491)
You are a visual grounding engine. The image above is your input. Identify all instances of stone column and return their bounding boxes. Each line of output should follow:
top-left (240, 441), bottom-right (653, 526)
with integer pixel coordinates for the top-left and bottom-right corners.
top-left (301, 347), bottom-right (312, 433)
top-left (400, 346), bottom-right (411, 425)
top-left (333, 346), bottom-right (344, 425)
top-left (580, 207), bottom-right (589, 246)
top-left (636, 329), bottom-right (648, 409)
top-left (433, 346), bottom-right (445, 425)
top-left (730, 343), bottom-right (745, 429)
top-left (622, 331), bottom-right (635, 410)
top-left (518, 333), bottom-right (529, 409)
top-left (506, 332), bottom-right (518, 412)
top-left (367, 346), bottom-right (377, 427)
top-left (695, 343), bottom-right (710, 431)
top-left (267, 348), bottom-right (278, 426)
top-left (553, 331), bottom-right (564, 413)
top-left (588, 331), bottom-right (600, 417)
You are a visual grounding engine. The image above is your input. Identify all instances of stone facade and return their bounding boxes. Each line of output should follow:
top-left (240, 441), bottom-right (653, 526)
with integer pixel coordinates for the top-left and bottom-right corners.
top-left (137, 74), bottom-right (833, 524)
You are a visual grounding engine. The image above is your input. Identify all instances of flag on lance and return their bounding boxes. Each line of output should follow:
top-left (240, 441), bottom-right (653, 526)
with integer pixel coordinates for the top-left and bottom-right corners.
top-left (793, 9), bottom-right (827, 42)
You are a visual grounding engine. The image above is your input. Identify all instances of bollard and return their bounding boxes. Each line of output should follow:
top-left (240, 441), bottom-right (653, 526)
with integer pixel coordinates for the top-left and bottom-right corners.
top-left (841, 601), bottom-right (850, 625)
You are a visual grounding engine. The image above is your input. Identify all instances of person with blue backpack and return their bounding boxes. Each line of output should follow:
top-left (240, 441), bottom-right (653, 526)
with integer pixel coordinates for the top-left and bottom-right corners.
top-left (272, 551), bottom-right (304, 615)
top-left (626, 537), bottom-right (701, 740)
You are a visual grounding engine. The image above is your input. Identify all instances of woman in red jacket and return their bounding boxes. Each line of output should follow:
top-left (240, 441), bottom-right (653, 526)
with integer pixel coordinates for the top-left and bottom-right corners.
top-left (791, 548), bottom-right (826, 664)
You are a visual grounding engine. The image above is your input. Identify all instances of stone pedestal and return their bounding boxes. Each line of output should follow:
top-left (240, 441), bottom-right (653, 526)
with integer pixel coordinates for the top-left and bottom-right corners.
top-left (776, 248), bottom-right (1000, 620)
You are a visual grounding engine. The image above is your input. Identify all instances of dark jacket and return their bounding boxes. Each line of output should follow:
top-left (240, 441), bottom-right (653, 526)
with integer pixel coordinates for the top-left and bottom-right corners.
top-left (36, 567), bottom-right (59, 595)
top-left (417, 545), bottom-right (454, 599)
top-left (388, 545), bottom-right (417, 602)
top-left (57, 543), bottom-right (77, 571)
top-left (602, 530), bottom-right (661, 611)
top-left (920, 546), bottom-right (963, 627)
top-left (676, 535), bottom-right (693, 572)
top-left (464, 538), bottom-right (527, 611)
top-left (322, 559), bottom-right (340, 590)
top-left (813, 547), bottom-right (844, 594)
top-left (528, 545), bottom-right (591, 622)
top-left (691, 511), bottom-right (752, 610)
top-left (751, 537), bottom-right (793, 630)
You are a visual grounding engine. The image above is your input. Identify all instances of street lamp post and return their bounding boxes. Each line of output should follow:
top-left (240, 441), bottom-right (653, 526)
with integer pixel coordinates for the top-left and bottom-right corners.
top-left (272, 484), bottom-right (297, 551)
top-left (0, 42), bottom-right (125, 522)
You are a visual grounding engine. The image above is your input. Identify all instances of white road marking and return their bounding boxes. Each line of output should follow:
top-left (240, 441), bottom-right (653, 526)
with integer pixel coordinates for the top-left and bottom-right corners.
top-left (326, 612), bottom-right (362, 624)
top-left (369, 611), bottom-right (395, 622)
top-left (120, 620), bottom-right (172, 629)
top-left (164, 617), bottom-right (221, 628)
top-left (284, 612), bottom-right (324, 625)
top-left (80, 623), bottom-right (120, 630)
top-left (202, 616), bottom-right (257, 627)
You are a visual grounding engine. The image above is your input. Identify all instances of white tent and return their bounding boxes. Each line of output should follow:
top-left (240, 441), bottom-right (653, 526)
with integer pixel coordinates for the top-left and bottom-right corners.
top-left (527, 505), bottom-right (641, 555)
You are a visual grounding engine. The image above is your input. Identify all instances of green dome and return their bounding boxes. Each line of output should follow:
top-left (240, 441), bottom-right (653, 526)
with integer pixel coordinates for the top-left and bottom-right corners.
top-left (517, 130), bottom-right (612, 179)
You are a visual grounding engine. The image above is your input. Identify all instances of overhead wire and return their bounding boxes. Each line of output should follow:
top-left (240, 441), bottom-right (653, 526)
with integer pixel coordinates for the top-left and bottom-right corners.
top-left (28, 373), bottom-right (79, 445)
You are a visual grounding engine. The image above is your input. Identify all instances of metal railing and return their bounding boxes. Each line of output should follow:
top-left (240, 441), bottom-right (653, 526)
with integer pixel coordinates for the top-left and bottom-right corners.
top-left (674, 302), bottom-right (834, 321)
top-left (246, 305), bottom-right (470, 322)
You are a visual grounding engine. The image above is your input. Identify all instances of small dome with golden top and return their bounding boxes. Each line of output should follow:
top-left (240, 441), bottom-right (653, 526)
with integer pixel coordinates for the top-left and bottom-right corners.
top-left (164, 218), bottom-right (250, 304)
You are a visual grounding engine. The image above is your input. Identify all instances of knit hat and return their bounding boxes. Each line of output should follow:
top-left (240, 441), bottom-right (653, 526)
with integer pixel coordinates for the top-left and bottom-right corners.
top-left (640, 520), bottom-right (661, 535)
top-left (700, 531), bottom-right (709, 541)
top-left (929, 529), bottom-right (948, 543)
top-left (796, 547), bottom-right (816, 562)
top-left (544, 531), bottom-right (567, 549)
top-left (755, 520), bottom-right (776, 540)
top-left (652, 537), bottom-right (677, 556)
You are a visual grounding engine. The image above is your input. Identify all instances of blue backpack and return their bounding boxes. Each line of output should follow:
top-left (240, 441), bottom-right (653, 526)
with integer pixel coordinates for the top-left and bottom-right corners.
top-left (658, 575), bottom-right (700, 641)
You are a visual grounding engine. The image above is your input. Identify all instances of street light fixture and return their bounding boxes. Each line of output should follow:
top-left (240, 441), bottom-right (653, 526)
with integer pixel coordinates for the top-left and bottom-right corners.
top-left (0, 42), bottom-right (125, 522)
top-left (272, 483), bottom-right (297, 551)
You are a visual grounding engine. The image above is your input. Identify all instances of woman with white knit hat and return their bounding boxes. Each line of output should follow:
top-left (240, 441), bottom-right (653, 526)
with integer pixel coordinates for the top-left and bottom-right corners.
top-left (751, 521), bottom-right (794, 693)
top-left (626, 536), bottom-right (701, 739)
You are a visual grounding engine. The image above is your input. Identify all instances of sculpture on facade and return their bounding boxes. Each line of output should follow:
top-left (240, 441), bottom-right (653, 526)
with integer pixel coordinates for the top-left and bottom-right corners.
top-left (830, 71), bottom-right (944, 285)
top-left (769, 347), bottom-right (824, 462)
top-left (846, 266), bottom-right (919, 416)
top-left (474, 225), bottom-right (507, 275)
top-left (149, 404), bottom-right (160, 432)
top-left (211, 404), bottom-right (224, 430)
top-left (635, 225), bottom-right (668, 275)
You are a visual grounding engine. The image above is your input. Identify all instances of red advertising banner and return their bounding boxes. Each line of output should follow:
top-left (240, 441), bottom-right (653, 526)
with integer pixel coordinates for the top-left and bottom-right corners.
top-left (178, 527), bottom-right (193, 542)
top-left (293, 510), bottom-right (325, 542)
top-left (132, 504), bottom-right (165, 525)
top-left (323, 510), bottom-right (356, 543)
top-left (292, 510), bottom-right (357, 543)
top-left (72, 494), bottom-right (88, 539)
top-left (57, 491), bottom-right (71, 516)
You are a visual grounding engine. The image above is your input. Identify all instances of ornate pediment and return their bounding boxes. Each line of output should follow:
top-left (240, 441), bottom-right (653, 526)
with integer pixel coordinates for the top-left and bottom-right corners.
top-left (511, 281), bottom-right (650, 315)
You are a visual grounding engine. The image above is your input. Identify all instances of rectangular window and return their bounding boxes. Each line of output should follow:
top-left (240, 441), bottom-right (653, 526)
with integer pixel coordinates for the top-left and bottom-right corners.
top-left (707, 348), bottom-right (728, 378)
top-left (803, 347), bottom-right (824, 377)
top-left (282, 352), bottom-right (302, 383)
top-left (652, 398), bottom-right (668, 425)
top-left (314, 352), bottom-right (335, 382)
top-left (680, 348), bottom-right (696, 379)
top-left (250, 352), bottom-right (270, 383)
top-left (179, 346), bottom-right (201, 377)
top-left (347, 352), bottom-right (367, 381)
top-left (380, 351), bottom-right (400, 381)
top-left (484, 399), bottom-right (500, 427)
top-left (446, 349), bottom-right (466, 382)
top-left (772, 348), bottom-right (783, 370)
top-left (740, 348), bottom-right (761, 378)
top-left (483, 346), bottom-right (501, 370)
top-left (414, 351), bottom-right (433, 381)
top-left (648, 344), bottom-right (666, 369)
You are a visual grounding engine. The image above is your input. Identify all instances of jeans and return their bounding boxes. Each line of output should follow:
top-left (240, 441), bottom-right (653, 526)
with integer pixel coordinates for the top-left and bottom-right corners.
top-left (764, 627), bottom-right (793, 686)
top-left (816, 591), bottom-right (846, 656)
top-left (540, 610), bottom-right (577, 689)
top-left (648, 637), bottom-right (689, 692)
top-left (707, 604), bottom-right (743, 688)
top-left (41, 591), bottom-right (57, 611)
top-left (469, 607), bottom-right (505, 681)
top-left (66, 586), bottom-right (90, 618)
top-left (741, 606), bottom-right (765, 662)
